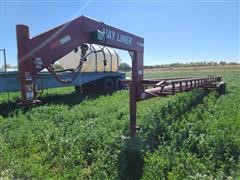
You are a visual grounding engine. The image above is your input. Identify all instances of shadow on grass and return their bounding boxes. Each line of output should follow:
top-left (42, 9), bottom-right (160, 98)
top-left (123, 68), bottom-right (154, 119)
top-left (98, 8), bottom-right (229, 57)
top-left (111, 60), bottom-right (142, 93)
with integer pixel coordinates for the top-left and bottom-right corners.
top-left (0, 92), bottom-right (106, 117)
top-left (0, 101), bottom-right (19, 117)
top-left (118, 137), bottom-right (143, 180)
top-left (39, 92), bottom-right (103, 106)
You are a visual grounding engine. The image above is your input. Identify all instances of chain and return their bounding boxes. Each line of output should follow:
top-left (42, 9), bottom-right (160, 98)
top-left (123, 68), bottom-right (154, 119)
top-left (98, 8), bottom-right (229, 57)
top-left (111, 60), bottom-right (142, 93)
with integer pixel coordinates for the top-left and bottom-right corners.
top-left (46, 51), bottom-right (85, 84)
top-left (46, 42), bottom-right (106, 84)
top-left (46, 64), bottom-right (83, 84)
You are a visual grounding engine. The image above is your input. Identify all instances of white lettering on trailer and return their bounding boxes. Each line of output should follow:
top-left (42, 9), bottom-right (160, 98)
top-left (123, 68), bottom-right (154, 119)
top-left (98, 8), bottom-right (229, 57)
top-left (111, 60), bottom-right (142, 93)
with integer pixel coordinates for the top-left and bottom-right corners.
top-left (103, 28), bottom-right (132, 46)
top-left (104, 28), bottom-right (116, 40)
top-left (117, 33), bottom-right (132, 45)
top-left (60, 35), bottom-right (71, 45)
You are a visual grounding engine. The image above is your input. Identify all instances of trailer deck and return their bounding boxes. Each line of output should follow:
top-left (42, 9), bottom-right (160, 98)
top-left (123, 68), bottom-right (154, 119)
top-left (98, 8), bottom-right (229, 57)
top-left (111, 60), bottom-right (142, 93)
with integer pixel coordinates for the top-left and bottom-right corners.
top-left (0, 71), bottom-right (125, 92)
top-left (142, 76), bottom-right (224, 99)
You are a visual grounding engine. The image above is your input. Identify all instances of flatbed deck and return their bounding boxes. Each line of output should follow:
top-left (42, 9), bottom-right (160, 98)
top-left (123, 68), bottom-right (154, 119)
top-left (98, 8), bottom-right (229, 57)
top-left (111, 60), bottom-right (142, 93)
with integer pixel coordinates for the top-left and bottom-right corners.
top-left (0, 71), bottom-right (125, 92)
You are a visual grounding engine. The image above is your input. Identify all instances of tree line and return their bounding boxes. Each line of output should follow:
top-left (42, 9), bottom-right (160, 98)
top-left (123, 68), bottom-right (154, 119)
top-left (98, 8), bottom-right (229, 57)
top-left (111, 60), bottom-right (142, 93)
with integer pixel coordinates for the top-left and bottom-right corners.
top-left (119, 61), bottom-right (239, 71)
top-left (1, 61), bottom-right (239, 72)
top-left (143, 61), bottom-right (239, 69)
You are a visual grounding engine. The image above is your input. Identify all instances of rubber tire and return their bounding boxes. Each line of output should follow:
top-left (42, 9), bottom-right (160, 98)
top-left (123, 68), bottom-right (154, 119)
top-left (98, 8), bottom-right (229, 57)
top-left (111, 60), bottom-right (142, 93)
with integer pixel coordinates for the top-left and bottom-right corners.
top-left (103, 77), bottom-right (114, 93)
top-left (115, 78), bottom-right (122, 91)
top-left (82, 81), bottom-right (97, 94)
top-left (217, 82), bottom-right (226, 95)
top-left (75, 85), bottom-right (83, 94)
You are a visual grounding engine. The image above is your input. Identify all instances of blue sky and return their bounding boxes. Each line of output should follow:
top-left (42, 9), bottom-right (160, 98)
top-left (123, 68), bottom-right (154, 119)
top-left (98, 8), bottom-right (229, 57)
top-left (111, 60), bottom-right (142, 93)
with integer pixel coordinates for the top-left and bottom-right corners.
top-left (0, 0), bottom-right (239, 66)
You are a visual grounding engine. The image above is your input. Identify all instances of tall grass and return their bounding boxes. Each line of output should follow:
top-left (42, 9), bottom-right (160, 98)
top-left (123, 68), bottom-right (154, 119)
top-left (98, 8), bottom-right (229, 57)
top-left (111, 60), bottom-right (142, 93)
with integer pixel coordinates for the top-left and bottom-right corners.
top-left (0, 70), bottom-right (239, 179)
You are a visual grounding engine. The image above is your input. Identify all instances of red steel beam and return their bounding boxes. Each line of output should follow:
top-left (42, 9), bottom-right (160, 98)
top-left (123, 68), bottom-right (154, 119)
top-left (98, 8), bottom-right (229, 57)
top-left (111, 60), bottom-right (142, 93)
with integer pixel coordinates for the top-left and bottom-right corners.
top-left (141, 76), bottom-right (221, 100)
top-left (16, 16), bottom-right (224, 137)
top-left (16, 15), bottom-right (144, 137)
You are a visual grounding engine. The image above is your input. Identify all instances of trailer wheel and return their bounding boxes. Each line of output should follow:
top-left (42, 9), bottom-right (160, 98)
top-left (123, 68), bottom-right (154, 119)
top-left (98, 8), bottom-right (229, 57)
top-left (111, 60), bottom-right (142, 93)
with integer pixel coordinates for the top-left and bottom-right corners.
top-left (75, 85), bottom-right (83, 94)
top-left (82, 81), bottom-right (98, 94)
top-left (103, 78), bottom-right (114, 93)
top-left (115, 78), bottom-right (123, 90)
top-left (217, 81), bottom-right (226, 95)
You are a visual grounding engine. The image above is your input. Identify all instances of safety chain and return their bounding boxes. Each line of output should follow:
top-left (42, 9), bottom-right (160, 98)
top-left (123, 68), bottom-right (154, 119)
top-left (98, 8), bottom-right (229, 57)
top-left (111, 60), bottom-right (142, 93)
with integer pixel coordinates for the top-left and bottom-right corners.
top-left (46, 44), bottom-right (88, 84)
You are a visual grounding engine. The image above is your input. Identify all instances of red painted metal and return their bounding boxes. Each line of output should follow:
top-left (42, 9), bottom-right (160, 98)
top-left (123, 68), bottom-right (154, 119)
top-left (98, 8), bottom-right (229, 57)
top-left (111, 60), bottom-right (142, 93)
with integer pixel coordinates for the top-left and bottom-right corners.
top-left (16, 16), bottom-right (144, 136)
top-left (16, 16), bottom-right (224, 136)
top-left (139, 76), bottom-right (223, 101)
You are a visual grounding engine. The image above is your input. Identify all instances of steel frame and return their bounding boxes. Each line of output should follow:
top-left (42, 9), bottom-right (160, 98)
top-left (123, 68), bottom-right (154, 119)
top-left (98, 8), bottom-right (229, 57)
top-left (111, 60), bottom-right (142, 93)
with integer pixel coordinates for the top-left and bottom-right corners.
top-left (141, 76), bottom-right (221, 99)
top-left (15, 15), bottom-right (224, 137)
top-left (0, 71), bottom-right (125, 92)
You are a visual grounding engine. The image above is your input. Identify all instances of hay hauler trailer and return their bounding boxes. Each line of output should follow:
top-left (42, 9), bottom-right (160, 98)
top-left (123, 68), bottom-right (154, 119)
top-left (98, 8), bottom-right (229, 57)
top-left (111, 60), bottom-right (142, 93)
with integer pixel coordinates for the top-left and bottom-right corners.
top-left (1, 16), bottom-right (225, 136)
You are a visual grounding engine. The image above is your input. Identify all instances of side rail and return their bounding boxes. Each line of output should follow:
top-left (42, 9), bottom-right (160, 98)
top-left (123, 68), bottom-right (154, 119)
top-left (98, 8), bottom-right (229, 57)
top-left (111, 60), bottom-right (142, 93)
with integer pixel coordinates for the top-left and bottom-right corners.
top-left (122, 76), bottom-right (226, 100)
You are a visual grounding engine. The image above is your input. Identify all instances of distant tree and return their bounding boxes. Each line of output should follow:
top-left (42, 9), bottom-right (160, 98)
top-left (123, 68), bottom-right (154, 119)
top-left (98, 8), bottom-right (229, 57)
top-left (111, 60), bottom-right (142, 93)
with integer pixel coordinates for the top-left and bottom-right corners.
top-left (207, 61), bottom-right (217, 66)
top-left (207, 62), bottom-right (212, 66)
top-left (119, 63), bottom-right (131, 72)
top-left (1, 64), bottom-right (11, 69)
top-left (219, 61), bottom-right (226, 65)
top-left (228, 62), bottom-right (238, 65)
top-left (142, 61), bottom-right (236, 69)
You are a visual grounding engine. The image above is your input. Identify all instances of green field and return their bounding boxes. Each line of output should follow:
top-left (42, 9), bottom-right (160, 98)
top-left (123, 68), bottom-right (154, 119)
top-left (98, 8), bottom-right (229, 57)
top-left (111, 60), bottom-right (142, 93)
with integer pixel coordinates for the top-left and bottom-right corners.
top-left (0, 67), bottom-right (240, 179)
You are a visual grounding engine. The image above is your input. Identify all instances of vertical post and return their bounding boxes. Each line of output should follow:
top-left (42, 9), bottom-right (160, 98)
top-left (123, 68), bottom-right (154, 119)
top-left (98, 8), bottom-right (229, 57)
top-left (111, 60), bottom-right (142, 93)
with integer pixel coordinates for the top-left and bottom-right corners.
top-left (179, 82), bottom-right (182, 92)
top-left (3, 49), bottom-right (7, 72)
top-left (16, 25), bottom-right (31, 105)
top-left (172, 82), bottom-right (175, 94)
top-left (185, 81), bottom-right (188, 90)
top-left (130, 82), bottom-right (137, 136)
top-left (130, 51), bottom-right (144, 137)
top-left (16, 25), bottom-right (40, 106)
top-left (190, 80), bottom-right (193, 89)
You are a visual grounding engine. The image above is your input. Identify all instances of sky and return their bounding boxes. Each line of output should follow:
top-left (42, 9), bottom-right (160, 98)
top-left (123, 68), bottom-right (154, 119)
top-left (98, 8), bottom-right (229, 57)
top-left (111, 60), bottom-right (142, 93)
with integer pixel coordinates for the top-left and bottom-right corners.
top-left (0, 0), bottom-right (239, 66)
